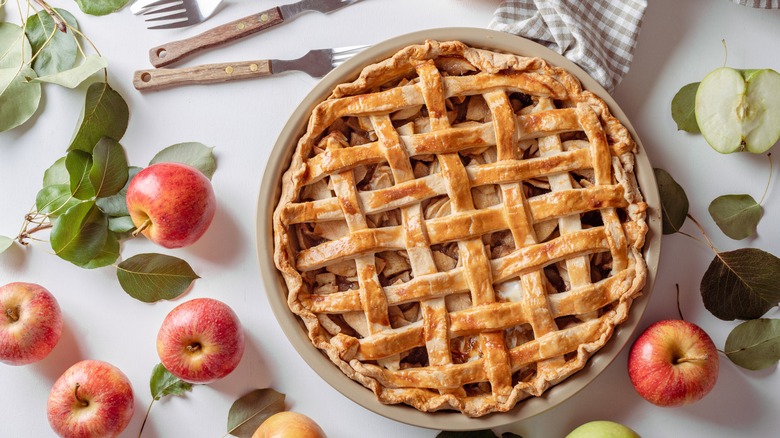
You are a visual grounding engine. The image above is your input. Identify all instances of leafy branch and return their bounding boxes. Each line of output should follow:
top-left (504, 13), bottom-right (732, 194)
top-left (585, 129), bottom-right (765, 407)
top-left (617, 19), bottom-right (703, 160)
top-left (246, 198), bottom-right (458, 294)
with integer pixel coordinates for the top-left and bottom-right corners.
top-left (1, 3), bottom-right (217, 303)
top-left (655, 167), bottom-right (780, 370)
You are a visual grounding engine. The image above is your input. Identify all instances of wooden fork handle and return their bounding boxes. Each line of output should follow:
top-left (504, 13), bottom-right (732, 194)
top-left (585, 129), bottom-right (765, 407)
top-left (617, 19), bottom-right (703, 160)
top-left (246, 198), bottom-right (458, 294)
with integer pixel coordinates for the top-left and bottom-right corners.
top-left (148, 6), bottom-right (283, 68)
top-left (133, 60), bottom-right (272, 90)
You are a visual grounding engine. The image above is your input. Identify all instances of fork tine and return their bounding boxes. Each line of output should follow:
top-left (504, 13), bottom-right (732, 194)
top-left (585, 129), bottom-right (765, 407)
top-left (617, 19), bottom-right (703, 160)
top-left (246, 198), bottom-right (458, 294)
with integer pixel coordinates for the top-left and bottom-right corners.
top-left (332, 44), bottom-right (370, 54)
top-left (141, 3), bottom-right (186, 16)
top-left (145, 10), bottom-right (190, 23)
top-left (331, 45), bottom-right (369, 64)
top-left (138, 0), bottom-right (181, 11)
top-left (147, 19), bottom-right (195, 30)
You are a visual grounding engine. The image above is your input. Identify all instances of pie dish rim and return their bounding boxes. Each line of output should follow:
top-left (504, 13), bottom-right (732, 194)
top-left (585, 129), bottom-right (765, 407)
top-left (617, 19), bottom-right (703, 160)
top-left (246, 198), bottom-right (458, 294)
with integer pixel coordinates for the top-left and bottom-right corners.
top-left (256, 27), bottom-right (662, 430)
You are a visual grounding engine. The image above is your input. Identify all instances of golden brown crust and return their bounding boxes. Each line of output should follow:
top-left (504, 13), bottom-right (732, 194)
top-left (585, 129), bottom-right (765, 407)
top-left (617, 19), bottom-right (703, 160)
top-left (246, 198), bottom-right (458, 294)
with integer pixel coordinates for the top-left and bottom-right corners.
top-left (272, 39), bottom-right (647, 417)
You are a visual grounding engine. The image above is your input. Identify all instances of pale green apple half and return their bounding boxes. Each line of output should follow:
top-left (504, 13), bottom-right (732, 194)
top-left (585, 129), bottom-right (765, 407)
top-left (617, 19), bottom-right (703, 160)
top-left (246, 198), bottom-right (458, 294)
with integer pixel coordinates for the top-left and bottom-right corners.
top-left (695, 67), bottom-right (780, 154)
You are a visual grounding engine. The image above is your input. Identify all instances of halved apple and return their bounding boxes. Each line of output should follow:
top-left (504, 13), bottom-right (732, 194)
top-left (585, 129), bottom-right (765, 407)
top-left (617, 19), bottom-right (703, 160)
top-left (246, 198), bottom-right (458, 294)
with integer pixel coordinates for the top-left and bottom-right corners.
top-left (695, 67), bottom-right (780, 153)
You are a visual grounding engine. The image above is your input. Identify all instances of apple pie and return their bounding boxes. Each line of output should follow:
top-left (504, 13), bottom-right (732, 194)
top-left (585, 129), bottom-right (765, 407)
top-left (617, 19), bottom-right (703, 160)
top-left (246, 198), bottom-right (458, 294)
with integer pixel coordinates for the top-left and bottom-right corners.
top-left (273, 40), bottom-right (648, 417)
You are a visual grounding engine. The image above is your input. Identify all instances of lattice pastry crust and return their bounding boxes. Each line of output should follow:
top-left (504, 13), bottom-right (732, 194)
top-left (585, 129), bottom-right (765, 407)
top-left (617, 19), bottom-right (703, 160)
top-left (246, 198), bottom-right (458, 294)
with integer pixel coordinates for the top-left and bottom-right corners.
top-left (273, 40), bottom-right (648, 417)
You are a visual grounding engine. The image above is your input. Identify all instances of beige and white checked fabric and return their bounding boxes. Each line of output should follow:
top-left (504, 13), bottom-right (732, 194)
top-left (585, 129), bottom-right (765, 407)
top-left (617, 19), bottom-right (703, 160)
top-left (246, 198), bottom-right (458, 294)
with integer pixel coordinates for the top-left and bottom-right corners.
top-left (733, 0), bottom-right (779, 7)
top-left (488, 0), bottom-right (647, 92)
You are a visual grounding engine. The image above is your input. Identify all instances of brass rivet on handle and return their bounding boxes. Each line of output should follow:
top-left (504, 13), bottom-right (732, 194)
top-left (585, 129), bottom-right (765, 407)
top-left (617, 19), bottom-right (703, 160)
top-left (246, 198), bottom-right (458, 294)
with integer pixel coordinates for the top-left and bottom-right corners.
top-left (260, 13), bottom-right (269, 22)
top-left (225, 66), bottom-right (234, 75)
top-left (250, 64), bottom-right (258, 72)
top-left (237, 22), bottom-right (246, 30)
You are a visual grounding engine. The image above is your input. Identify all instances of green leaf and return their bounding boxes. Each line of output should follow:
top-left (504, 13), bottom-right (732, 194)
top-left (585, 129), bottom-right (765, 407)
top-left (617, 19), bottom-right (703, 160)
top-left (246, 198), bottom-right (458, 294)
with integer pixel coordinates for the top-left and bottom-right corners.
top-left (150, 363), bottom-right (193, 400)
top-left (0, 236), bottom-right (13, 254)
top-left (671, 82), bottom-right (700, 133)
top-left (68, 81), bottom-right (129, 153)
top-left (0, 66), bottom-right (41, 132)
top-left (50, 201), bottom-right (108, 265)
top-left (701, 248), bottom-right (780, 320)
top-left (30, 54), bottom-right (106, 88)
top-left (0, 24), bottom-right (41, 132)
top-left (108, 215), bottom-right (135, 233)
top-left (116, 253), bottom-right (200, 302)
top-left (76, 230), bottom-right (119, 269)
top-left (150, 142), bottom-right (216, 179)
top-left (43, 157), bottom-right (69, 186)
top-left (708, 194), bottom-right (763, 240)
top-left (35, 184), bottom-right (81, 217)
top-left (654, 168), bottom-right (689, 234)
top-left (73, 0), bottom-right (130, 16)
top-left (436, 431), bottom-right (500, 438)
top-left (65, 149), bottom-right (95, 199)
top-left (96, 166), bottom-right (141, 216)
top-left (227, 389), bottom-right (285, 438)
top-left (25, 9), bottom-right (79, 77)
top-left (725, 318), bottom-right (780, 371)
top-left (89, 137), bottom-right (128, 198)
top-left (0, 22), bottom-right (32, 67)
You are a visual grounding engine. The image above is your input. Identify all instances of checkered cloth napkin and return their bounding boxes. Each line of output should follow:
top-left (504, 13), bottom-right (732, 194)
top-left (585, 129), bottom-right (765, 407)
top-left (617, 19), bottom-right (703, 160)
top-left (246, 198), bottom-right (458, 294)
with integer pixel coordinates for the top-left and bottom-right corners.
top-left (733, 0), bottom-right (779, 7)
top-left (488, 0), bottom-right (647, 92)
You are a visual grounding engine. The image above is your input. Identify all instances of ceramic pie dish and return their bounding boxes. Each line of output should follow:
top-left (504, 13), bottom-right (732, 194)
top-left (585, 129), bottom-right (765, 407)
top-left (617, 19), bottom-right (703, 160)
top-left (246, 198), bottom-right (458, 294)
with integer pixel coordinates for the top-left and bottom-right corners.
top-left (257, 27), bottom-right (661, 430)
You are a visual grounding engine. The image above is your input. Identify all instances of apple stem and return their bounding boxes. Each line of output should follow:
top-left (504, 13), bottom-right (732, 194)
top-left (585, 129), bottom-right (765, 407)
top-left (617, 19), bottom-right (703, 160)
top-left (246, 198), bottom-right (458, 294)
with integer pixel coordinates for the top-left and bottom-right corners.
top-left (676, 354), bottom-right (709, 364)
top-left (74, 383), bottom-right (89, 407)
top-left (138, 399), bottom-right (155, 438)
top-left (5, 306), bottom-right (19, 322)
top-left (187, 342), bottom-right (202, 353)
top-left (132, 218), bottom-right (152, 237)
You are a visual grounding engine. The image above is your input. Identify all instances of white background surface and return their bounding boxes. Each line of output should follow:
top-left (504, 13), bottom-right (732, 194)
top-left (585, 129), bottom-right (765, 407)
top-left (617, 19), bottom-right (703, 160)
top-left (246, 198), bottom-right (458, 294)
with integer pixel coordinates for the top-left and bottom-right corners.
top-left (1, 0), bottom-right (779, 437)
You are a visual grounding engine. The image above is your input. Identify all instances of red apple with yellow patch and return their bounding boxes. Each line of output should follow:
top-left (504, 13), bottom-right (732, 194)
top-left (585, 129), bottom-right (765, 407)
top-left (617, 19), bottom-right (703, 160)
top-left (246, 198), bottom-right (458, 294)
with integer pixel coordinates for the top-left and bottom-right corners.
top-left (126, 162), bottom-right (216, 248)
top-left (47, 360), bottom-right (134, 438)
top-left (0, 282), bottom-right (62, 365)
top-left (157, 298), bottom-right (244, 383)
top-left (628, 319), bottom-right (719, 407)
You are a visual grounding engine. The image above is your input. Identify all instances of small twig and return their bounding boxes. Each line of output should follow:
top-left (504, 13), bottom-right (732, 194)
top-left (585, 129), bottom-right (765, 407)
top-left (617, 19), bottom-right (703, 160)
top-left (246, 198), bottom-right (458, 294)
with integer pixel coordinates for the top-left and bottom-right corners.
top-left (686, 213), bottom-right (719, 256)
top-left (32, 0), bottom-right (67, 32)
top-left (138, 399), bottom-right (154, 438)
top-left (675, 284), bottom-right (685, 321)
top-left (759, 153), bottom-right (773, 205)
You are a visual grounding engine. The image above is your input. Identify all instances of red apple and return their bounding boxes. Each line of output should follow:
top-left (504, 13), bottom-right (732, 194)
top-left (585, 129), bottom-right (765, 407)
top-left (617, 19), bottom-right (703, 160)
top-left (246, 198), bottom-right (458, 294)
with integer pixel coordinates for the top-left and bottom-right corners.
top-left (0, 282), bottom-right (63, 365)
top-left (47, 360), bottom-right (134, 438)
top-left (628, 319), bottom-right (719, 407)
top-left (157, 297), bottom-right (244, 383)
top-left (126, 162), bottom-right (216, 249)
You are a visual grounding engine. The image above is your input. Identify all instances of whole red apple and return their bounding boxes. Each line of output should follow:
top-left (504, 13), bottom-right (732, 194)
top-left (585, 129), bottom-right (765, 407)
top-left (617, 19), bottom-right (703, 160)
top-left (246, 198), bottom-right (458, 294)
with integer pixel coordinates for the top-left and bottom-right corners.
top-left (47, 360), bottom-right (134, 438)
top-left (0, 282), bottom-right (63, 365)
top-left (157, 297), bottom-right (244, 383)
top-left (126, 162), bottom-right (216, 249)
top-left (628, 319), bottom-right (719, 407)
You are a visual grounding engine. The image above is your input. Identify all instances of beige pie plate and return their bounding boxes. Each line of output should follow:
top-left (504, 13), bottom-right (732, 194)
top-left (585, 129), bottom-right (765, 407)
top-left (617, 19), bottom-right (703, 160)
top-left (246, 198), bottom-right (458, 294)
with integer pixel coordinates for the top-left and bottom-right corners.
top-left (257, 27), bottom-right (661, 430)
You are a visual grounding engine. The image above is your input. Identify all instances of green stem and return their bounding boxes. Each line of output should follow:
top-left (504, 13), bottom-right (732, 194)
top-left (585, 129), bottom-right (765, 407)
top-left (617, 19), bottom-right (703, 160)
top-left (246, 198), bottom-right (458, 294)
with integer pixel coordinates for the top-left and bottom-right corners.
top-left (31, 0), bottom-right (66, 32)
top-left (759, 153), bottom-right (772, 205)
top-left (138, 399), bottom-right (154, 438)
top-left (686, 213), bottom-right (719, 256)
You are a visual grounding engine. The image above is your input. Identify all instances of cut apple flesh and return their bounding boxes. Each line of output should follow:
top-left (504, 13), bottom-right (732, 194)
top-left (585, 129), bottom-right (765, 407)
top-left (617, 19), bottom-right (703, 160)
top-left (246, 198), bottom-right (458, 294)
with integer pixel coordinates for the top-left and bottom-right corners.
top-left (695, 67), bottom-right (780, 154)
top-left (744, 69), bottom-right (780, 152)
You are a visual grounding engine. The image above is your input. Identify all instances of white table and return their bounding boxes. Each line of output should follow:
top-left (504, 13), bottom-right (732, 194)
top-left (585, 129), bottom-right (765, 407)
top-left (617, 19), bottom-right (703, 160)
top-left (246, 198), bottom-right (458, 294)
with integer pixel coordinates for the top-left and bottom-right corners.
top-left (1, 1), bottom-right (779, 436)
